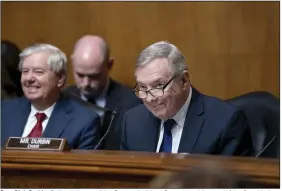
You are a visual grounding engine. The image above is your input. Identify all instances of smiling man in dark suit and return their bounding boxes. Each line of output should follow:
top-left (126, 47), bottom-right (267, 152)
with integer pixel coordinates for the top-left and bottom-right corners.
top-left (1, 43), bottom-right (100, 149)
top-left (64, 35), bottom-right (142, 149)
top-left (120, 41), bottom-right (254, 156)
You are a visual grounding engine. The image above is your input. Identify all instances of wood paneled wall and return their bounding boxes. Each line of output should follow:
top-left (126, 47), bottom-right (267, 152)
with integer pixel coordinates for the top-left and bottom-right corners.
top-left (1, 2), bottom-right (279, 99)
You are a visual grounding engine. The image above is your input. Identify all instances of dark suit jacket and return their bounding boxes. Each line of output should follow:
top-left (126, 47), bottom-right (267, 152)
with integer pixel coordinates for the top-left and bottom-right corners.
top-left (1, 94), bottom-right (100, 149)
top-left (1, 41), bottom-right (23, 97)
top-left (120, 88), bottom-right (254, 156)
top-left (64, 78), bottom-right (142, 150)
top-left (1, 64), bottom-right (18, 100)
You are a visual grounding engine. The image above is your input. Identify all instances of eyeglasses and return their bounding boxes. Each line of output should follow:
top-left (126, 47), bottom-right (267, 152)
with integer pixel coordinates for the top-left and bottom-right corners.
top-left (133, 73), bottom-right (179, 99)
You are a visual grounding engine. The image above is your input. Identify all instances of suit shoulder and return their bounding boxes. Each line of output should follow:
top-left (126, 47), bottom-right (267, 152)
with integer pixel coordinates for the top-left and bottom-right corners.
top-left (2, 97), bottom-right (26, 107)
top-left (110, 80), bottom-right (142, 104)
top-left (111, 80), bottom-right (134, 96)
top-left (63, 85), bottom-right (78, 93)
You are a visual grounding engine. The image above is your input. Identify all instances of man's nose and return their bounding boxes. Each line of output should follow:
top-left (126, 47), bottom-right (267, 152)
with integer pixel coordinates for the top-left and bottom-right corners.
top-left (26, 72), bottom-right (35, 82)
top-left (145, 92), bottom-right (157, 103)
top-left (81, 76), bottom-right (90, 87)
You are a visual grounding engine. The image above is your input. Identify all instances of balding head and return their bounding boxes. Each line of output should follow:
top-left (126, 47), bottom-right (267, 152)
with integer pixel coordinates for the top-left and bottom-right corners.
top-left (72, 35), bottom-right (110, 64)
top-left (71, 35), bottom-right (113, 97)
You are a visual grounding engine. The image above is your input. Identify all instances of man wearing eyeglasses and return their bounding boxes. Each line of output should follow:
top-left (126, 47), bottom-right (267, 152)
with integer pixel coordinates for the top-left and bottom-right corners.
top-left (120, 41), bottom-right (253, 156)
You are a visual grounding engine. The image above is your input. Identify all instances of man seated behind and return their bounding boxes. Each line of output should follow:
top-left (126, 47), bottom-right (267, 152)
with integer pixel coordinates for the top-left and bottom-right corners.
top-left (64, 35), bottom-right (142, 149)
top-left (120, 41), bottom-right (254, 156)
top-left (1, 43), bottom-right (100, 149)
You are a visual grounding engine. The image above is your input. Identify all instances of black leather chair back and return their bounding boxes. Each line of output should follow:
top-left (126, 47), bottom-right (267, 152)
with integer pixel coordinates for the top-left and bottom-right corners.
top-left (227, 91), bottom-right (279, 158)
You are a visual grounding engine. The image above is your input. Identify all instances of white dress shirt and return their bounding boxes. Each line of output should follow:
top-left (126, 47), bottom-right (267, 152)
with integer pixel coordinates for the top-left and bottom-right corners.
top-left (22, 103), bottom-right (56, 137)
top-left (156, 86), bottom-right (192, 153)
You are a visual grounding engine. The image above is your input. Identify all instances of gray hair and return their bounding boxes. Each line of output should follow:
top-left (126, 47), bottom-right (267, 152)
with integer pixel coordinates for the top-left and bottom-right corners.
top-left (136, 41), bottom-right (187, 74)
top-left (19, 43), bottom-right (67, 75)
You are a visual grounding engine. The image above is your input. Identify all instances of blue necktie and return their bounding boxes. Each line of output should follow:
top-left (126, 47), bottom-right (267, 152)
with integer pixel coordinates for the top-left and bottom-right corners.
top-left (159, 119), bottom-right (176, 153)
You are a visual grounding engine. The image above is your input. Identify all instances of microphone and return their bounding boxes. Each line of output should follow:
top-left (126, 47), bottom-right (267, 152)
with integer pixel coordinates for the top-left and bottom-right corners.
top-left (94, 110), bottom-right (117, 150)
top-left (255, 134), bottom-right (277, 158)
top-left (63, 91), bottom-right (117, 150)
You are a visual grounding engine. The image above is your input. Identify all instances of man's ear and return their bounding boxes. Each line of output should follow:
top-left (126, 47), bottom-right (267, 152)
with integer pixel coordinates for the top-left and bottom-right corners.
top-left (181, 70), bottom-right (190, 89)
top-left (108, 57), bottom-right (114, 70)
top-left (57, 73), bottom-right (66, 88)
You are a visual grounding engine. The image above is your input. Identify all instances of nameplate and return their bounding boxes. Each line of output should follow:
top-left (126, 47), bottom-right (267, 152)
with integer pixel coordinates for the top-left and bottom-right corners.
top-left (5, 137), bottom-right (70, 151)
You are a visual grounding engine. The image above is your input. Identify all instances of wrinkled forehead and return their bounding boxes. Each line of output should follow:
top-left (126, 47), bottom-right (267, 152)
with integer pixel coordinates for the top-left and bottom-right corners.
top-left (135, 58), bottom-right (174, 85)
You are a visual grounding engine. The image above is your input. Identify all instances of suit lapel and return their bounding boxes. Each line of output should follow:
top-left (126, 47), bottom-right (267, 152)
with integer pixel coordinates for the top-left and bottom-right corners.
top-left (43, 95), bottom-right (72, 138)
top-left (143, 112), bottom-right (161, 152)
top-left (7, 98), bottom-right (31, 137)
top-left (178, 88), bottom-right (205, 153)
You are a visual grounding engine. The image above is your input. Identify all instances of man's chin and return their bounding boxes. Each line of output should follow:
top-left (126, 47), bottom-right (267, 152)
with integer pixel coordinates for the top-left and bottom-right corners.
top-left (25, 95), bottom-right (42, 101)
top-left (82, 90), bottom-right (100, 97)
top-left (150, 110), bottom-right (169, 121)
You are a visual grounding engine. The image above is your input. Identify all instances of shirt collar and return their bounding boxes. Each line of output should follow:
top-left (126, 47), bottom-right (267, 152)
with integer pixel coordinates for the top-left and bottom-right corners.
top-left (30, 103), bottom-right (56, 119)
top-left (172, 86), bottom-right (193, 128)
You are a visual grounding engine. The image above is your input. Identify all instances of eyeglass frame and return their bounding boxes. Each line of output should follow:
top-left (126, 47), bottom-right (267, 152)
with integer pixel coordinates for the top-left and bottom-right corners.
top-left (133, 71), bottom-right (183, 99)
